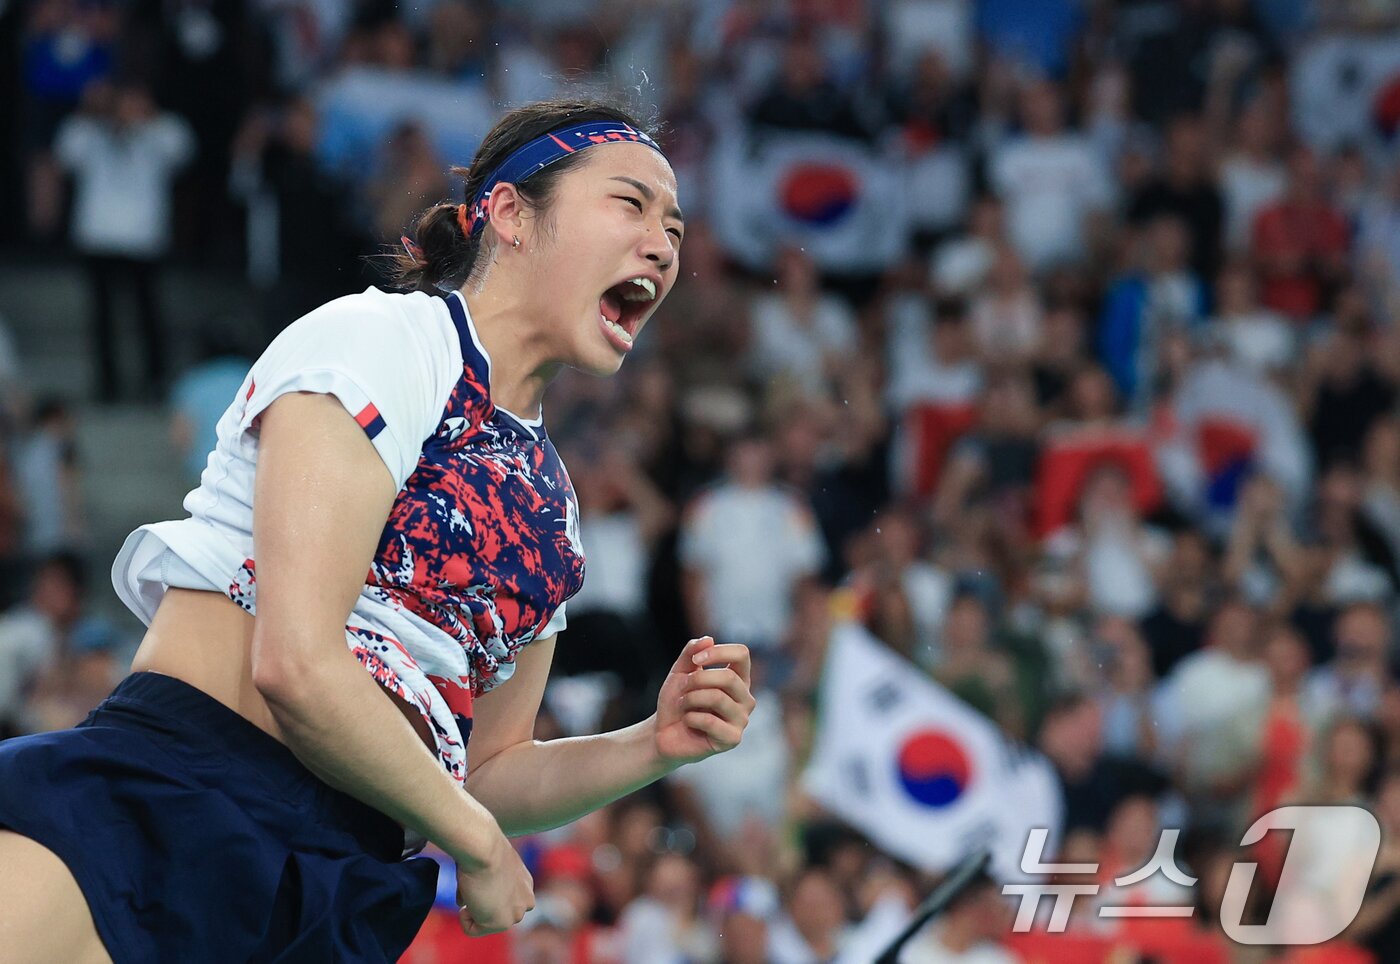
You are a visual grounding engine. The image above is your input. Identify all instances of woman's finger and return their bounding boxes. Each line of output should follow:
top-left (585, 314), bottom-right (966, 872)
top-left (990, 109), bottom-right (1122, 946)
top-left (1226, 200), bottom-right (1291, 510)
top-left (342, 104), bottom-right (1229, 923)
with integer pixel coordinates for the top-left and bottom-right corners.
top-left (683, 667), bottom-right (756, 708)
top-left (692, 643), bottom-right (752, 684)
top-left (682, 711), bottom-right (743, 749)
top-left (670, 636), bottom-right (715, 674)
top-left (680, 686), bottom-right (746, 725)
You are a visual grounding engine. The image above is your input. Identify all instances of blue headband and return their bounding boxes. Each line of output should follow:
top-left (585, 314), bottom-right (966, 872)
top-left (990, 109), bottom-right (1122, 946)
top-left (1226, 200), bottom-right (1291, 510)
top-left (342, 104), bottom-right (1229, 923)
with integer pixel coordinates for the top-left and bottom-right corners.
top-left (460, 121), bottom-right (666, 237)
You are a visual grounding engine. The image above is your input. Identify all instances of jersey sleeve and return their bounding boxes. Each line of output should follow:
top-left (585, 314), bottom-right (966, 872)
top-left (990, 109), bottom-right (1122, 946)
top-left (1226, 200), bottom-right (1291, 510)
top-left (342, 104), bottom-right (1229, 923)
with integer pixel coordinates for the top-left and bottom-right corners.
top-left (540, 602), bottom-right (567, 638)
top-left (237, 290), bottom-right (459, 491)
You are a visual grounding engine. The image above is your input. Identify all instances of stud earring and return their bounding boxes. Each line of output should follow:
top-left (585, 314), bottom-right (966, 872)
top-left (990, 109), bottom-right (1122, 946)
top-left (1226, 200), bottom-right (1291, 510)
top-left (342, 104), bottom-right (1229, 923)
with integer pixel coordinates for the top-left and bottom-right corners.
top-left (512, 235), bottom-right (521, 249)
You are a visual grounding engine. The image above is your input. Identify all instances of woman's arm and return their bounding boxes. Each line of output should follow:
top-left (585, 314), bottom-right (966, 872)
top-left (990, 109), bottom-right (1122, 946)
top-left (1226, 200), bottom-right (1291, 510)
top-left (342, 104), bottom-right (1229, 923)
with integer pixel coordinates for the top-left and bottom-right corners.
top-left (248, 393), bottom-right (513, 874)
top-left (467, 635), bottom-right (754, 836)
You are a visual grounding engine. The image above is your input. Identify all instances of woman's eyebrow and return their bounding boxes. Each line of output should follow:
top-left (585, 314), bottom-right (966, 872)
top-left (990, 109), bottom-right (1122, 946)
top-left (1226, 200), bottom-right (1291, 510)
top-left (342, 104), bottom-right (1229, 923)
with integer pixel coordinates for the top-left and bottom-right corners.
top-left (609, 176), bottom-right (684, 223)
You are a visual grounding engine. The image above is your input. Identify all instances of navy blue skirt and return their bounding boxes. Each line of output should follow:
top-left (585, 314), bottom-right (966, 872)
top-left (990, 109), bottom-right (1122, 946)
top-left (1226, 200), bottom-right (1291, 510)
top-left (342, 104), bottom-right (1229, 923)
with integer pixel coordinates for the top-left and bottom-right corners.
top-left (0, 672), bottom-right (439, 963)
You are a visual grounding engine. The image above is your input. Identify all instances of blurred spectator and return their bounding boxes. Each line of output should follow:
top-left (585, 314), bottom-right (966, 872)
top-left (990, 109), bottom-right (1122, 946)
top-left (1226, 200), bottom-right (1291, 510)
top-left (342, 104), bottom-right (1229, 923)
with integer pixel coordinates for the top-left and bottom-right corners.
top-left (988, 80), bottom-right (1113, 273)
top-left (21, 0), bottom-right (119, 237)
top-left (1212, 259), bottom-right (1294, 375)
top-left (1044, 463), bottom-right (1170, 622)
top-left (0, 552), bottom-right (90, 737)
top-left (1305, 602), bottom-right (1394, 723)
top-left (1251, 622), bottom-right (1320, 824)
top-left (896, 870), bottom-right (1019, 963)
top-left (1222, 475), bottom-right (1306, 611)
top-left (1128, 114), bottom-right (1225, 277)
top-left (769, 866), bottom-right (852, 963)
top-left (679, 432), bottom-right (824, 674)
top-left (886, 295), bottom-right (982, 417)
top-left (1357, 162), bottom-right (1400, 313)
top-left (1093, 794), bottom-right (1193, 916)
top-left (1028, 302), bottom-right (1088, 414)
top-left (747, 30), bottom-right (867, 141)
top-left (557, 441), bottom-right (674, 699)
top-left (169, 330), bottom-right (252, 486)
top-left (1098, 214), bottom-right (1209, 407)
top-left (931, 196), bottom-right (1003, 299)
top-left (886, 51), bottom-right (976, 240)
top-left (1252, 145), bottom-right (1351, 321)
top-left (968, 244), bottom-right (1042, 362)
top-left (1302, 326), bottom-right (1397, 472)
top-left (13, 398), bottom-right (84, 554)
top-left (1139, 529), bottom-right (1215, 679)
top-left (55, 80), bottom-right (194, 401)
top-left (846, 508), bottom-right (952, 666)
top-left (747, 246), bottom-right (858, 400)
top-left (1218, 97), bottom-right (1287, 255)
top-left (928, 588), bottom-right (1043, 739)
top-left (1361, 417), bottom-right (1400, 565)
top-left (1093, 616), bottom-right (1158, 760)
top-left (1350, 769), bottom-right (1400, 959)
top-left (930, 371), bottom-right (1039, 535)
top-left (229, 96), bottom-right (369, 336)
top-left (710, 875), bottom-right (782, 964)
top-left (511, 893), bottom-right (579, 964)
top-left (1155, 596), bottom-right (1270, 829)
top-left (366, 121), bottom-right (450, 248)
top-left (615, 852), bottom-right (717, 964)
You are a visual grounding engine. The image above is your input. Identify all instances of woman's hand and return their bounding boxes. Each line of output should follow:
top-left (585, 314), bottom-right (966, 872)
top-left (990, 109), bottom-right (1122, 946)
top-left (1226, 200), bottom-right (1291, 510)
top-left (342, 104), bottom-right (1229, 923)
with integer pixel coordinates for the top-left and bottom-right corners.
top-left (454, 827), bottom-right (535, 936)
top-left (654, 636), bottom-right (756, 767)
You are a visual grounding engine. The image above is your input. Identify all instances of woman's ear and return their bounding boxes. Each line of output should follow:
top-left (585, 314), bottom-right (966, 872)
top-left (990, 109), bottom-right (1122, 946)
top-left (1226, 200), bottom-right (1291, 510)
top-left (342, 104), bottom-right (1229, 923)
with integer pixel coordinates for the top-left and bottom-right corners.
top-left (484, 183), bottom-right (527, 250)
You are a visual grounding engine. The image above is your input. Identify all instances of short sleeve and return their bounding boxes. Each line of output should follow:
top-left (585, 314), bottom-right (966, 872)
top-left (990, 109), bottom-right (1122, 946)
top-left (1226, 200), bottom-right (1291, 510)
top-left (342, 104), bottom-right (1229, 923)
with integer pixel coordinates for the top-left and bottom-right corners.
top-left (54, 118), bottom-right (97, 172)
top-left (677, 493), bottom-right (717, 568)
top-left (785, 500), bottom-right (824, 576)
top-left (238, 289), bottom-right (460, 491)
top-left (540, 602), bottom-right (567, 638)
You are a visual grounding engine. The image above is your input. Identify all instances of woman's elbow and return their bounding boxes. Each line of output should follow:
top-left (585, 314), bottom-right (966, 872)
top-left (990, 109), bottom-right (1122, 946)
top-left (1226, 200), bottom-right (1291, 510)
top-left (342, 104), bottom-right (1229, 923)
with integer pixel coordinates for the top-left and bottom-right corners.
top-left (250, 634), bottom-right (320, 710)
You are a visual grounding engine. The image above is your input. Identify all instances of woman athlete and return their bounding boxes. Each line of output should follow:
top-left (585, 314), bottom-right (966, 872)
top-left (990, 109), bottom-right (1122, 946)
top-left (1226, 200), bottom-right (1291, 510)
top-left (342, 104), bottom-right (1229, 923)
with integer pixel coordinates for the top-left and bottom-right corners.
top-left (0, 98), bottom-right (756, 963)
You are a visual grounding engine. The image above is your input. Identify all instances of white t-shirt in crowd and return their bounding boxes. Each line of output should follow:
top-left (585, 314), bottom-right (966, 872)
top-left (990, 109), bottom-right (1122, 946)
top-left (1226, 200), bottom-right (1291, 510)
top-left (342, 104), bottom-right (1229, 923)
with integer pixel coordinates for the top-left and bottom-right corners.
top-left (883, 294), bottom-right (983, 413)
top-left (748, 292), bottom-right (858, 397)
top-left (679, 481), bottom-right (824, 650)
top-left (55, 114), bottom-right (196, 259)
top-left (566, 511), bottom-right (648, 619)
top-left (989, 133), bottom-right (1113, 271)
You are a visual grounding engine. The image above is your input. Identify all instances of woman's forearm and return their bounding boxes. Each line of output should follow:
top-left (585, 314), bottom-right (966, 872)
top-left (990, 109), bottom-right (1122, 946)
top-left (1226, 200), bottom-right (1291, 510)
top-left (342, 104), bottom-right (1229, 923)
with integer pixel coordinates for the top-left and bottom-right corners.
top-left (258, 644), bottom-right (504, 870)
top-left (465, 717), bottom-right (679, 836)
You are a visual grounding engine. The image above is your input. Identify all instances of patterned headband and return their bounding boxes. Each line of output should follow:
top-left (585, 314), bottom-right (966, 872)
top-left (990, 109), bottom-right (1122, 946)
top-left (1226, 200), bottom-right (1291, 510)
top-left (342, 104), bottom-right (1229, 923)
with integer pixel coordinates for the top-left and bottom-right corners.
top-left (456, 120), bottom-right (666, 238)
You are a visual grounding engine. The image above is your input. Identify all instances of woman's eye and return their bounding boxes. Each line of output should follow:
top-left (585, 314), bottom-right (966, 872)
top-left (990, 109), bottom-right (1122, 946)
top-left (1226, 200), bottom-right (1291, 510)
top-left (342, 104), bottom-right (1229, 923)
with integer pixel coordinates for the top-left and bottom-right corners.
top-left (619, 196), bottom-right (644, 211)
top-left (667, 228), bottom-right (684, 243)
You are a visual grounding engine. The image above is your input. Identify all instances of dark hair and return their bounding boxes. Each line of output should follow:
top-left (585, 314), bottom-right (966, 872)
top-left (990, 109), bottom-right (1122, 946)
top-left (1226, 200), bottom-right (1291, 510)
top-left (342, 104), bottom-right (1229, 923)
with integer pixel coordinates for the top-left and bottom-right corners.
top-left (386, 98), bottom-right (656, 293)
top-left (34, 549), bottom-right (87, 595)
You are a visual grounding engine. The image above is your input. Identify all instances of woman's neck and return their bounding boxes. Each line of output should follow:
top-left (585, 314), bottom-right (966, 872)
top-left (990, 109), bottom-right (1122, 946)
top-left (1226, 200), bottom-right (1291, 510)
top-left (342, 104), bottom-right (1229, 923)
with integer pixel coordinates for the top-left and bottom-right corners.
top-left (459, 284), bottom-right (560, 419)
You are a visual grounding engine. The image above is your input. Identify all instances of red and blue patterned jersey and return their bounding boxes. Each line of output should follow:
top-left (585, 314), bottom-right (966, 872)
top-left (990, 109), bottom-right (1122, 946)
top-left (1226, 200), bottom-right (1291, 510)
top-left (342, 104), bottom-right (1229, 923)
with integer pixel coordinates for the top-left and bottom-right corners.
top-left (113, 288), bottom-right (585, 784)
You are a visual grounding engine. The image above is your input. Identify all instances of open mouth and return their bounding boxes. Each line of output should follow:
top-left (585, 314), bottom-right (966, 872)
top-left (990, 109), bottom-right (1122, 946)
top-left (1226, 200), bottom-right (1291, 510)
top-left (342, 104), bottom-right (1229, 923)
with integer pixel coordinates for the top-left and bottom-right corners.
top-left (598, 277), bottom-right (657, 352)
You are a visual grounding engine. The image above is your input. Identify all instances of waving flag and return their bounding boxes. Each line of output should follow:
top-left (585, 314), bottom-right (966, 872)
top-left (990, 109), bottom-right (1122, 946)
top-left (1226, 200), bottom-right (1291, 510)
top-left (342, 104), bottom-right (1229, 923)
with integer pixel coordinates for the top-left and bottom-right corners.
top-left (802, 622), bottom-right (1062, 880)
top-left (709, 131), bottom-right (911, 273)
top-left (1155, 360), bottom-right (1312, 524)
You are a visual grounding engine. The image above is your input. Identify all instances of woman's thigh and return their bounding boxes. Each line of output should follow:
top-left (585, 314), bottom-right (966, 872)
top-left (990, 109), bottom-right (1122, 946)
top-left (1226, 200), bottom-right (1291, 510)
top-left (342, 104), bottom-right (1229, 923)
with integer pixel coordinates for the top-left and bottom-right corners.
top-left (0, 831), bottom-right (111, 964)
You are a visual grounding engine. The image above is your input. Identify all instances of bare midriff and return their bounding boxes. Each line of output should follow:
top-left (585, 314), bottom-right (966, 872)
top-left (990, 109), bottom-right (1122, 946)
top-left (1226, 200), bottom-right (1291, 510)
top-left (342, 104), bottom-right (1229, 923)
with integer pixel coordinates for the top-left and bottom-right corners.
top-left (129, 587), bottom-right (437, 753)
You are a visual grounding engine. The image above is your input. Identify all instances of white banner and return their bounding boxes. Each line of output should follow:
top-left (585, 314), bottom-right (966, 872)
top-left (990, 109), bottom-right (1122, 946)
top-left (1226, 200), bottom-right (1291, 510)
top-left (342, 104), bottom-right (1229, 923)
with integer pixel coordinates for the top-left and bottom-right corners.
top-left (802, 622), bottom-right (1062, 881)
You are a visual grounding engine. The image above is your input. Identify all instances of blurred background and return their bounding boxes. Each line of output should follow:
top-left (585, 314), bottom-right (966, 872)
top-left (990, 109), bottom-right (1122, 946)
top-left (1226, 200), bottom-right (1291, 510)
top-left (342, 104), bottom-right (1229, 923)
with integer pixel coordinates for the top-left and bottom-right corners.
top-left (4, 0), bottom-right (1400, 960)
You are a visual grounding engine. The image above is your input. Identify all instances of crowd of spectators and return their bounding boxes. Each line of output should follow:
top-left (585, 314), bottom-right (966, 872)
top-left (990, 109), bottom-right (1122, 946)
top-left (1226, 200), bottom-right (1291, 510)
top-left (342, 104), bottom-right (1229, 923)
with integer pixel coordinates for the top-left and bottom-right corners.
top-left (8, 0), bottom-right (1400, 961)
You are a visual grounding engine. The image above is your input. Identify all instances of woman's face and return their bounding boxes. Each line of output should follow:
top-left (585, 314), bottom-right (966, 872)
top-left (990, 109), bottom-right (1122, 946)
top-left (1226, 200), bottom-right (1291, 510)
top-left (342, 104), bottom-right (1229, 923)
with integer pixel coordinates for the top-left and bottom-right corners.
top-left (521, 142), bottom-right (683, 376)
top-left (1325, 722), bottom-right (1374, 789)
